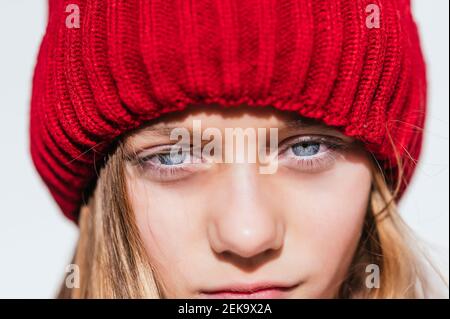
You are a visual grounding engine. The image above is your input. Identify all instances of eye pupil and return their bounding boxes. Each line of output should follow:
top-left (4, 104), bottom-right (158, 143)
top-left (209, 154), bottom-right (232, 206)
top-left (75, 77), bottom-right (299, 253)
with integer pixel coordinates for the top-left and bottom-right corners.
top-left (292, 142), bottom-right (320, 157)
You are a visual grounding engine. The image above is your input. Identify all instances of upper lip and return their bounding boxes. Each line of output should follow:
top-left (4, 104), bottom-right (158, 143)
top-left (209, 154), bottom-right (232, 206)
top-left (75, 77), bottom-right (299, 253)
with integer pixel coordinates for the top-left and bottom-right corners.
top-left (201, 282), bottom-right (298, 294)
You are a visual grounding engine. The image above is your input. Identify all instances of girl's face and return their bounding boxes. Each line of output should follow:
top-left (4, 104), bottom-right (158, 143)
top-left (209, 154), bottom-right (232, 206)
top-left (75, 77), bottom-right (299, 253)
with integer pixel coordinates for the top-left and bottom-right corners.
top-left (124, 106), bottom-right (372, 298)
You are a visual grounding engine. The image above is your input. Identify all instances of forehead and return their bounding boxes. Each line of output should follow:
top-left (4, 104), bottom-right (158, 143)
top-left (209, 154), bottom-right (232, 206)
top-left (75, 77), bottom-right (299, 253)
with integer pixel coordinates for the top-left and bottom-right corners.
top-left (136, 104), bottom-right (346, 131)
top-left (124, 105), bottom-right (353, 147)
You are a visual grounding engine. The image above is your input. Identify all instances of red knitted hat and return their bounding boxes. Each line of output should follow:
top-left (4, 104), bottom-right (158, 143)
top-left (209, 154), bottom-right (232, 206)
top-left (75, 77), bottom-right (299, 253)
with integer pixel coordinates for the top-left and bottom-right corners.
top-left (30, 0), bottom-right (427, 223)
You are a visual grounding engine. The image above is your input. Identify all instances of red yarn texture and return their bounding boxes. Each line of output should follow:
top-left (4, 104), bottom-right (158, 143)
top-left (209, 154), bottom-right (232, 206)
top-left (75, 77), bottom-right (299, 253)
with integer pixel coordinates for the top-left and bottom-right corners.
top-left (30, 0), bottom-right (427, 223)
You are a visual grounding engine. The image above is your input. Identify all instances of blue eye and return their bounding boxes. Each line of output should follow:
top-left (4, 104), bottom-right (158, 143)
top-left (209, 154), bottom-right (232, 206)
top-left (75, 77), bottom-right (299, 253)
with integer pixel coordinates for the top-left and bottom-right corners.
top-left (278, 137), bottom-right (344, 173)
top-left (291, 142), bottom-right (321, 157)
top-left (155, 152), bottom-right (187, 165)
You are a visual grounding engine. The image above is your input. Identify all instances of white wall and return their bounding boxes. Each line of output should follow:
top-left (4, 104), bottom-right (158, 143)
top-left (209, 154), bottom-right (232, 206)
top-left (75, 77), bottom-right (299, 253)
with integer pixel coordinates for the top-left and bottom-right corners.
top-left (0, 0), bottom-right (448, 298)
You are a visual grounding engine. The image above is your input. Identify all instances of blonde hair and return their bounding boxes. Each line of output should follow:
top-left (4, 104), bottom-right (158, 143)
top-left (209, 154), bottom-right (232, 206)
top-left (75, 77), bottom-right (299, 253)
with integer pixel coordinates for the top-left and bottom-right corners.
top-left (58, 141), bottom-right (439, 298)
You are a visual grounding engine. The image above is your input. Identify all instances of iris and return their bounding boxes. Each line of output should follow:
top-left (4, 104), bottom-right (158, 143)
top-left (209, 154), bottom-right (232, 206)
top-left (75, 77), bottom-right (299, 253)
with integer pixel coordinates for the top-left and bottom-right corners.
top-left (157, 151), bottom-right (186, 166)
top-left (292, 142), bottom-right (320, 157)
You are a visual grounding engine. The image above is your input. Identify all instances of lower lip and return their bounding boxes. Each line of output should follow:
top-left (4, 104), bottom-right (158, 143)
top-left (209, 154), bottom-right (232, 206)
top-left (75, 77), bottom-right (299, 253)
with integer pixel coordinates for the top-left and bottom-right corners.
top-left (201, 287), bottom-right (294, 299)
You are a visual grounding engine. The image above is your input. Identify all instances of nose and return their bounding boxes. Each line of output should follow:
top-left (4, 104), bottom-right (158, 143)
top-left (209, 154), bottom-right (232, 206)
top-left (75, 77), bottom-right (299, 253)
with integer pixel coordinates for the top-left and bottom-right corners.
top-left (207, 164), bottom-right (285, 259)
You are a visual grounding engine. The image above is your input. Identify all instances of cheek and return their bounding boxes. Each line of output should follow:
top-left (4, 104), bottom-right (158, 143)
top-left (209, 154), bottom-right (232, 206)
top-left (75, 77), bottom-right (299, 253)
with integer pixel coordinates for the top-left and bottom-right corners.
top-left (280, 155), bottom-right (372, 294)
top-left (127, 179), bottom-right (202, 295)
top-left (307, 163), bottom-right (370, 257)
top-left (294, 159), bottom-right (371, 236)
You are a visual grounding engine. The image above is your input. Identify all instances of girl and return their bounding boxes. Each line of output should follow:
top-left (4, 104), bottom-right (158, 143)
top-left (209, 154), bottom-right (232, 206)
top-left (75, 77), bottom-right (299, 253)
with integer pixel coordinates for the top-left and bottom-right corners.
top-left (30, 0), bottom-right (440, 298)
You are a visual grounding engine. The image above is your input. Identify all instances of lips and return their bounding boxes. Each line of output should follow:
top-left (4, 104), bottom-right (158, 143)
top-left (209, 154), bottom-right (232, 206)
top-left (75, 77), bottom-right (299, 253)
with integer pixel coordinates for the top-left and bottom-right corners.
top-left (200, 283), bottom-right (298, 299)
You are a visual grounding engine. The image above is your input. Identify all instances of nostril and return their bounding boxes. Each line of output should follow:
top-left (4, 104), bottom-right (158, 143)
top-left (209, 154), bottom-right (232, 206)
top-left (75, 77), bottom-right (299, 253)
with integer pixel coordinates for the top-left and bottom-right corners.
top-left (216, 229), bottom-right (280, 258)
top-left (216, 247), bottom-right (283, 271)
top-left (208, 215), bottom-right (285, 260)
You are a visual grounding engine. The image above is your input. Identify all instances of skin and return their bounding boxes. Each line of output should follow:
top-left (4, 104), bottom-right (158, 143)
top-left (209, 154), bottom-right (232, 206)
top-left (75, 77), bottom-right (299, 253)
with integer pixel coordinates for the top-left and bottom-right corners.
top-left (123, 105), bottom-right (373, 298)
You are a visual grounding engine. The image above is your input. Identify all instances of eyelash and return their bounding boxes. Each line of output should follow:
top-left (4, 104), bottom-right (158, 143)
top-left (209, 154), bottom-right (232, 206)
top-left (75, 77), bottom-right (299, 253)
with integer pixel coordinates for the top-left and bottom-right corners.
top-left (131, 136), bottom-right (349, 181)
top-left (277, 135), bottom-right (347, 173)
top-left (132, 145), bottom-right (208, 182)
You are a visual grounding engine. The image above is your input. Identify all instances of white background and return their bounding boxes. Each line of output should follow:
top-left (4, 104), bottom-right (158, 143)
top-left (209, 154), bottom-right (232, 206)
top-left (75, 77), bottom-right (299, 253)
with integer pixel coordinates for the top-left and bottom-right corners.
top-left (0, 0), bottom-right (448, 298)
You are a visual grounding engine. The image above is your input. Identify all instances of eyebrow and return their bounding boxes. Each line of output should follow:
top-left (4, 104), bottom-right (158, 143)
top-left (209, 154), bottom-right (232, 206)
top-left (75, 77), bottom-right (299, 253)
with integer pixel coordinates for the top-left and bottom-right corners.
top-left (283, 118), bottom-right (317, 129)
top-left (136, 125), bottom-right (182, 136)
top-left (281, 118), bottom-right (350, 137)
top-left (124, 125), bottom-right (194, 153)
top-left (283, 118), bottom-right (340, 130)
top-left (126, 117), bottom-right (352, 147)
top-left (136, 118), bottom-right (327, 133)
